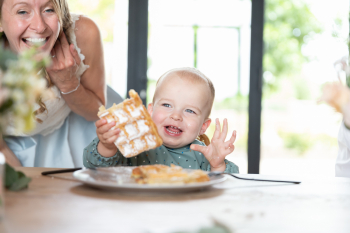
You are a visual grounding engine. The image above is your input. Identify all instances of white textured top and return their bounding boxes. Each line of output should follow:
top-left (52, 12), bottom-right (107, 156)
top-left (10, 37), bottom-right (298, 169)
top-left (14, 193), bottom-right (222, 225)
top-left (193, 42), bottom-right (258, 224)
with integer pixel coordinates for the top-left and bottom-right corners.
top-left (6, 14), bottom-right (89, 136)
top-left (336, 121), bottom-right (350, 177)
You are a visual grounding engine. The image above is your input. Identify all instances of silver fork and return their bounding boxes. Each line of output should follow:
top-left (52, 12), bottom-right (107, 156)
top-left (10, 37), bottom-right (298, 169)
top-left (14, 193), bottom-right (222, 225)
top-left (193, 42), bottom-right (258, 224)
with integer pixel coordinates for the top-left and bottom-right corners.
top-left (208, 172), bottom-right (301, 184)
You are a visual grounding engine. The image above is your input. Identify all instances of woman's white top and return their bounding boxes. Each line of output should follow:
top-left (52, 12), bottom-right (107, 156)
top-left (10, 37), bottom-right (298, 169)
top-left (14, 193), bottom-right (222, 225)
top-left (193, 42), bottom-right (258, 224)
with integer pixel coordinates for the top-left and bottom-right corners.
top-left (4, 14), bottom-right (124, 168)
top-left (336, 121), bottom-right (350, 177)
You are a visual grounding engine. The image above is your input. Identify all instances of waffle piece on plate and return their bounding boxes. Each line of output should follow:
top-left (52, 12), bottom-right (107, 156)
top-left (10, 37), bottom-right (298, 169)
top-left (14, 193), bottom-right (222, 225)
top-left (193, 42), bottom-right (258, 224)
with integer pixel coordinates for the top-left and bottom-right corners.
top-left (131, 164), bottom-right (210, 184)
top-left (98, 89), bottom-right (163, 158)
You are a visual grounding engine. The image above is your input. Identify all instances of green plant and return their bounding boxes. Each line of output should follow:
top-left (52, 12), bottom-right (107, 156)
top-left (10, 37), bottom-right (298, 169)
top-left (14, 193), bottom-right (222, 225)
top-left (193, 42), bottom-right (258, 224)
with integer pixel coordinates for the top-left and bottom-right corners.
top-left (263, 0), bottom-right (323, 95)
top-left (214, 94), bottom-right (249, 112)
top-left (0, 44), bottom-right (50, 191)
top-left (279, 131), bottom-right (313, 155)
top-left (69, 0), bottom-right (115, 42)
top-left (5, 163), bottom-right (31, 191)
top-left (0, 44), bottom-right (49, 134)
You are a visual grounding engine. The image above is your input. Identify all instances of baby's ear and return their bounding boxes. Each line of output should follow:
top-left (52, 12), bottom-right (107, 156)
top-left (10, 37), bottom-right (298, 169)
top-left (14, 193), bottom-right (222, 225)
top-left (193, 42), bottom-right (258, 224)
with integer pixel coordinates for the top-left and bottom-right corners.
top-left (199, 118), bottom-right (211, 135)
top-left (147, 103), bottom-right (153, 116)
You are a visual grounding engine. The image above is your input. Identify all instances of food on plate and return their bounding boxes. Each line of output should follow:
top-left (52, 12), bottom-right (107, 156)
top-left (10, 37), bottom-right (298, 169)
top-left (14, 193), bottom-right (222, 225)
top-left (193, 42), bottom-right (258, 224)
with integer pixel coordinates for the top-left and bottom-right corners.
top-left (131, 164), bottom-right (210, 184)
top-left (98, 89), bottom-right (163, 158)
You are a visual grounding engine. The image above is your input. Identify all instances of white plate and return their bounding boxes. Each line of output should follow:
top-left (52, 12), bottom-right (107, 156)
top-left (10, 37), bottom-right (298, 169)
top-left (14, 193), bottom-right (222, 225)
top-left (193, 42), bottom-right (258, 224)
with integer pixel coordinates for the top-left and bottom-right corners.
top-left (73, 166), bottom-right (227, 192)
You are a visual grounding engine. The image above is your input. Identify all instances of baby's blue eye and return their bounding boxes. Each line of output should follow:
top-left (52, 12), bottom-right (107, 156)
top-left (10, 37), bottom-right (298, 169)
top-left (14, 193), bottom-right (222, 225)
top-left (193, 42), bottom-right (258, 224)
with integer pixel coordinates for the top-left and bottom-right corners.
top-left (162, 103), bottom-right (171, 108)
top-left (186, 109), bottom-right (195, 114)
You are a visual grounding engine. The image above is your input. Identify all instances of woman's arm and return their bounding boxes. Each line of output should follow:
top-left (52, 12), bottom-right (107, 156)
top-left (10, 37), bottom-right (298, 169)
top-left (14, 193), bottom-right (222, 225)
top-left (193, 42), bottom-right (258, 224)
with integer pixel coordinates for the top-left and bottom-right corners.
top-left (0, 140), bottom-right (22, 167)
top-left (47, 16), bottom-right (106, 121)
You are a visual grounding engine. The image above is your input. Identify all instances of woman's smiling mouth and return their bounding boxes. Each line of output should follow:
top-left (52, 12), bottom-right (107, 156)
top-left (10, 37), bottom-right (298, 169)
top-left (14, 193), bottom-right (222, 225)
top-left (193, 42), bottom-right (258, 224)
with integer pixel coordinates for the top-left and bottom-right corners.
top-left (22, 37), bottom-right (49, 46)
top-left (165, 125), bottom-right (183, 136)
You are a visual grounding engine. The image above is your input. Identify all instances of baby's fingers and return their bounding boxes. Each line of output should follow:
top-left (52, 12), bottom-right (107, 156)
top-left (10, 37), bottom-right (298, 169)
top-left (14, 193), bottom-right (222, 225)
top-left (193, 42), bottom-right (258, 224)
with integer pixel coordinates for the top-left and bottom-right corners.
top-left (224, 131), bottom-right (236, 149)
top-left (219, 118), bottom-right (228, 141)
top-left (226, 144), bottom-right (235, 153)
top-left (212, 118), bottom-right (221, 140)
top-left (190, 144), bottom-right (207, 155)
top-left (95, 118), bottom-right (107, 128)
top-left (228, 130), bottom-right (237, 144)
top-left (96, 121), bottom-right (116, 134)
top-left (101, 129), bottom-right (120, 144)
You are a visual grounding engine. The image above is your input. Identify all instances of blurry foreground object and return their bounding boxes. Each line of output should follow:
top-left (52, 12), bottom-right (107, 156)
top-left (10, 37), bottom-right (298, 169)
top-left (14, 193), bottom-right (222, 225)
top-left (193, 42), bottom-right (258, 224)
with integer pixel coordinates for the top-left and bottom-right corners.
top-left (0, 44), bottom-right (50, 190)
top-left (319, 82), bottom-right (350, 113)
top-left (319, 57), bottom-right (350, 127)
top-left (319, 56), bottom-right (350, 177)
top-left (0, 44), bottom-right (50, 134)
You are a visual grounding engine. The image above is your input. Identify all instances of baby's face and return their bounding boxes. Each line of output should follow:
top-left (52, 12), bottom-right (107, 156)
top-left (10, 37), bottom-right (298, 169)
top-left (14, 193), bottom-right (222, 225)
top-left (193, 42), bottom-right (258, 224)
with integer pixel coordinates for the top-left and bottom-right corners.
top-left (148, 74), bottom-right (212, 148)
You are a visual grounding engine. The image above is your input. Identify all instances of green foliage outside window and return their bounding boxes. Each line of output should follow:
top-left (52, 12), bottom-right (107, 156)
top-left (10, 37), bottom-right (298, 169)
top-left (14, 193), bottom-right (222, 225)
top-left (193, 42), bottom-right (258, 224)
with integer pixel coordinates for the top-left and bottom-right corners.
top-left (263, 0), bottom-right (323, 95)
top-left (69, 0), bottom-right (115, 42)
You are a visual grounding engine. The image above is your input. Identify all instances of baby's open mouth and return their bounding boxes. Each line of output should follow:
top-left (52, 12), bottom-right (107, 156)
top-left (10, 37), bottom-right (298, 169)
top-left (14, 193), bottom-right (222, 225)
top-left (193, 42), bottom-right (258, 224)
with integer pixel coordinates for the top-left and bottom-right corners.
top-left (165, 125), bottom-right (182, 134)
top-left (22, 37), bottom-right (49, 46)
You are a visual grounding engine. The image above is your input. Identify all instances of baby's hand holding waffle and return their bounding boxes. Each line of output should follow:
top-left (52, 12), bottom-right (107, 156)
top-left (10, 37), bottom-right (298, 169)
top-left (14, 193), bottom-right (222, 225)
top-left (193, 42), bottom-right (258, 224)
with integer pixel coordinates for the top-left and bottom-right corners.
top-left (190, 118), bottom-right (236, 172)
top-left (97, 90), bottom-right (162, 158)
top-left (95, 118), bottom-right (120, 157)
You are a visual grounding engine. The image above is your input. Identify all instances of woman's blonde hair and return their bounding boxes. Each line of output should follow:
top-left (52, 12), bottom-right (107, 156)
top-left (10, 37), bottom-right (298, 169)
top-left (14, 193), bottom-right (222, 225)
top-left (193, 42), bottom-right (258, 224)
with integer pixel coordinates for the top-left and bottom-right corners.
top-left (154, 67), bottom-right (215, 145)
top-left (1, 0), bottom-right (73, 122)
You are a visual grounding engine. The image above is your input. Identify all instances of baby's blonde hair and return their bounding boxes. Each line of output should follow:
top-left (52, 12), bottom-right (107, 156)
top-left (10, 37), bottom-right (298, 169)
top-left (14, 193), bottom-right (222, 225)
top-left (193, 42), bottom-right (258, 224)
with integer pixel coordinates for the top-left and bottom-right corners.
top-left (153, 67), bottom-right (215, 145)
top-left (153, 67), bottom-right (215, 118)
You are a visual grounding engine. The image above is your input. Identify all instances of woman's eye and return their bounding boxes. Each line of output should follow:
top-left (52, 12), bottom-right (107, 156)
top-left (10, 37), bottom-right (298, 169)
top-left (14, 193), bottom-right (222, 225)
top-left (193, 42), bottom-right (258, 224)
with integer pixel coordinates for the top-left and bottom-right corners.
top-left (185, 109), bottom-right (196, 114)
top-left (45, 8), bottom-right (55, 13)
top-left (162, 104), bottom-right (171, 108)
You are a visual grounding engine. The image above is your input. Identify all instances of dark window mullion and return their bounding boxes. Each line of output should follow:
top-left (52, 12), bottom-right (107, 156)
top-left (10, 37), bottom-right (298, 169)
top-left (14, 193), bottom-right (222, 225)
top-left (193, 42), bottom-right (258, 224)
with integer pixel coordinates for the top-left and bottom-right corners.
top-left (248, 0), bottom-right (265, 174)
top-left (127, 0), bottom-right (148, 103)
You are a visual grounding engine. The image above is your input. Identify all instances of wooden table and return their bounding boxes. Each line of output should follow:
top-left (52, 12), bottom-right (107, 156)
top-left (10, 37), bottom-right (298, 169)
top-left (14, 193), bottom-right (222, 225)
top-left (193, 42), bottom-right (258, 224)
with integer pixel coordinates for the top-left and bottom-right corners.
top-left (2, 167), bottom-right (350, 233)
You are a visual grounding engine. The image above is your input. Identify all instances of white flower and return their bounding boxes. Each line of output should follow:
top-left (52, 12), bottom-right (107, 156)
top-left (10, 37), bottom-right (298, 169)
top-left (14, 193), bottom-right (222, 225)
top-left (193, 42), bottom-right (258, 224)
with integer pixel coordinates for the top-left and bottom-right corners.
top-left (0, 45), bottom-right (50, 134)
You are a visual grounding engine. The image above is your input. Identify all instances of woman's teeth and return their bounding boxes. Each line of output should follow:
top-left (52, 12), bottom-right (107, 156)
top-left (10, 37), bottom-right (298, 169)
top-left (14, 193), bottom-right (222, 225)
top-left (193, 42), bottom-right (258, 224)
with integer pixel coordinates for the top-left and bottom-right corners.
top-left (23, 38), bottom-right (47, 45)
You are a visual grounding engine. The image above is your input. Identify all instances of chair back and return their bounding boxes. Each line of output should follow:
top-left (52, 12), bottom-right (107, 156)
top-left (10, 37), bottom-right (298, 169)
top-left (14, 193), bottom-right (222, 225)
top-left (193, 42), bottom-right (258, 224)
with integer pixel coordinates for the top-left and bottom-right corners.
top-left (106, 86), bottom-right (124, 108)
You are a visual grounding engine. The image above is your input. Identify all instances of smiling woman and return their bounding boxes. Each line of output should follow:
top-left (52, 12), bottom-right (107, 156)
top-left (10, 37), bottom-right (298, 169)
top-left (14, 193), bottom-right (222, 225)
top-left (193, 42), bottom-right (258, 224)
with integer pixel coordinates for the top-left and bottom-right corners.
top-left (0, 0), bottom-right (108, 168)
top-left (0, 0), bottom-right (60, 53)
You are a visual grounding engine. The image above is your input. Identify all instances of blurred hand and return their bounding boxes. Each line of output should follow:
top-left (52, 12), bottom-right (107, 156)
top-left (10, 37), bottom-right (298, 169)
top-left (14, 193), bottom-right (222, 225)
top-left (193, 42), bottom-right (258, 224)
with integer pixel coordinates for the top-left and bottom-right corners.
top-left (319, 82), bottom-right (350, 127)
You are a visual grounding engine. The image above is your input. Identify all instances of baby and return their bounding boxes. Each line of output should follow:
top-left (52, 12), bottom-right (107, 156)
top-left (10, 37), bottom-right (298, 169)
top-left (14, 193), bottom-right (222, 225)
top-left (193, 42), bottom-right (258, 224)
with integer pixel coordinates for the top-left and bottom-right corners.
top-left (83, 67), bottom-right (239, 173)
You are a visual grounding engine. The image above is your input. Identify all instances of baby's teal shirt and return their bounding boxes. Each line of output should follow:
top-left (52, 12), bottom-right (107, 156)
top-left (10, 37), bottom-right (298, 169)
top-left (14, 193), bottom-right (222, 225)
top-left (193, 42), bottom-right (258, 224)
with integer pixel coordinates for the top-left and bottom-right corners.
top-left (83, 137), bottom-right (239, 173)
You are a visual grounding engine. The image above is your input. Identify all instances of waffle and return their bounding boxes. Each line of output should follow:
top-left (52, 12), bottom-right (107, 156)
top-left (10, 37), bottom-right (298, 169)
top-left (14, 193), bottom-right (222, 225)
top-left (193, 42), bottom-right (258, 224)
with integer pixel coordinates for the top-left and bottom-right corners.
top-left (98, 89), bottom-right (163, 158)
top-left (131, 164), bottom-right (210, 184)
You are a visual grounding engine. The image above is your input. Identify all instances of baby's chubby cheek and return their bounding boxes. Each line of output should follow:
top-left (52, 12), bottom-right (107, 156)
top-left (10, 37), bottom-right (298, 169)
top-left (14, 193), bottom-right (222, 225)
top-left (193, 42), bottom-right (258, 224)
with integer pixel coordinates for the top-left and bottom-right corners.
top-left (151, 112), bottom-right (166, 129)
top-left (185, 120), bottom-right (202, 136)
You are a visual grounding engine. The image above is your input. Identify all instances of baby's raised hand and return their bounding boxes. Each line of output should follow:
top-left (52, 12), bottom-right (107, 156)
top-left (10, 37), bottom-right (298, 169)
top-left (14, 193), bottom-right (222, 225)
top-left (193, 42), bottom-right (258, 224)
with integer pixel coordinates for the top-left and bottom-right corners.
top-left (190, 118), bottom-right (236, 172)
top-left (95, 119), bottom-right (120, 157)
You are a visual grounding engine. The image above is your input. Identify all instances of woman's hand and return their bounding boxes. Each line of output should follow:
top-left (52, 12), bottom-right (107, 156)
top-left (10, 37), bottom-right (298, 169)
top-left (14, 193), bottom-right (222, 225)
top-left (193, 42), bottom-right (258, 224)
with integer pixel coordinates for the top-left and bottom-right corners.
top-left (95, 119), bottom-right (120, 157)
top-left (46, 32), bottom-right (81, 93)
top-left (190, 118), bottom-right (236, 172)
top-left (319, 82), bottom-right (350, 128)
